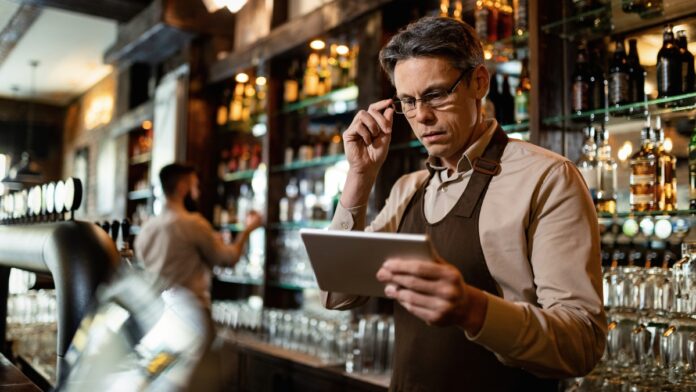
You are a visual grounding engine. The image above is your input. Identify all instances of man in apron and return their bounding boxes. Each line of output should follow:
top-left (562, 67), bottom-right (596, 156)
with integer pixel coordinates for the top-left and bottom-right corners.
top-left (323, 16), bottom-right (606, 391)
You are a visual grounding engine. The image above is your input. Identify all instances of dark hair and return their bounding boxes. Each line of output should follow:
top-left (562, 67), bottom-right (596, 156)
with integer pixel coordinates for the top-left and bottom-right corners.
top-left (379, 16), bottom-right (484, 84)
top-left (159, 163), bottom-right (195, 197)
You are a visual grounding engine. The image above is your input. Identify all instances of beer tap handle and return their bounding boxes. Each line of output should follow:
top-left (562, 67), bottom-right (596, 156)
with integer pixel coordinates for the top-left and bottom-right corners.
top-left (121, 219), bottom-right (131, 248)
top-left (101, 221), bottom-right (111, 234)
top-left (110, 220), bottom-right (121, 244)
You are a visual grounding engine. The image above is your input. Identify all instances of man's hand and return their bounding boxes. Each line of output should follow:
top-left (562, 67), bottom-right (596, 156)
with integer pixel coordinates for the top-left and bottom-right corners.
top-left (244, 210), bottom-right (263, 231)
top-left (376, 257), bottom-right (488, 334)
top-left (343, 99), bottom-right (394, 178)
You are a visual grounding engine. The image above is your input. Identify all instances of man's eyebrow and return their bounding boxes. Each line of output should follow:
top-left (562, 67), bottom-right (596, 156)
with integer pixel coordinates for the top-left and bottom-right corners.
top-left (396, 83), bottom-right (449, 99)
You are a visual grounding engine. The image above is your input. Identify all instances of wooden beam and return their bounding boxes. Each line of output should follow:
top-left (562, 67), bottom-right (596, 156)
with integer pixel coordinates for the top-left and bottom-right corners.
top-left (15, 0), bottom-right (148, 23)
top-left (103, 0), bottom-right (193, 65)
top-left (0, 5), bottom-right (41, 70)
top-left (209, 0), bottom-right (395, 83)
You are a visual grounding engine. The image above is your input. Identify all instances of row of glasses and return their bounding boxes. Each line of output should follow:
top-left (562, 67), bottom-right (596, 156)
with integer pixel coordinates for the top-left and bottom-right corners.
top-left (569, 242), bottom-right (696, 391)
top-left (6, 289), bottom-right (58, 385)
top-left (212, 299), bottom-right (394, 375)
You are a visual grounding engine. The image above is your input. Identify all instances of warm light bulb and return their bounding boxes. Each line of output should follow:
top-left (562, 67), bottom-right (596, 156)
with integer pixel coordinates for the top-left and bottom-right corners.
top-left (484, 50), bottom-right (493, 60)
top-left (618, 141), bottom-right (633, 162)
top-left (142, 120), bottom-right (153, 130)
top-left (235, 72), bottom-right (249, 83)
top-left (336, 45), bottom-right (350, 56)
top-left (255, 76), bottom-right (267, 86)
top-left (310, 39), bottom-right (326, 50)
top-left (663, 137), bottom-right (673, 153)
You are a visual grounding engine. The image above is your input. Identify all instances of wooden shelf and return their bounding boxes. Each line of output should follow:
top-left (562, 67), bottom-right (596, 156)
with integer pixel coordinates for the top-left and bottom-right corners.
top-left (127, 189), bottom-right (153, 201)
top-left (129, 152), bottom-right (151, 165)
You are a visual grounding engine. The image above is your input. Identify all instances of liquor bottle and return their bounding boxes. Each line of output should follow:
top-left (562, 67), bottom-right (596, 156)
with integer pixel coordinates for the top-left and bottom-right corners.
top-left (515, 57), bottom-right (531, 123)
top-left (653, 117), bottom-right (677, 211)
top-left (626, 38), bottom-right (645, 104)
top-left (571, 45), bottom-right (592, 113)
top-left (513, 0), bottom-right (527, 36)
top-left (497, 0), bottom-right (513, 41)
top-left (608, 39), bottom-right (631, 112)
top-left (589, 47), bottom-right (607, 111)
top-left (303, 53), bottom-right (320, 98)
top-left (676, 30), bottom-right (695, 98)
top-left (279, 178), bottom-right (298, 223)
top-left (656, 25), bottom-right (683, 105)
top-left (499, 74), bottom-right (515, 125)
top-left (576, 126), bottom-right (598, 201)
top-left (596, 126), bottom-right (617, 214)
top-left (486, 73), bottom-right (500, 119)
top-left (284, 60), bottom-right (300, 103)
top-left (475, 1), bottom-right (490, 42)
top-left (629, 118), bottom-right (657, 212)
top-left (486, 2), bottom-right (499, 42)
top-left (689, 124), bottom-right (696, 210)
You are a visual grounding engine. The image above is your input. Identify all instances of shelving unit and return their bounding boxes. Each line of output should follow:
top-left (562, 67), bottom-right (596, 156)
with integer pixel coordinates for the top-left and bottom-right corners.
top-left (126, 123), bottom-right (153, 228)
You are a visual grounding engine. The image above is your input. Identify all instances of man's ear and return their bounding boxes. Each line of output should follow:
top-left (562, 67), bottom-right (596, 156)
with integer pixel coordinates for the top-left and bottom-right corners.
top-left (472, 65), bottom-right (490, 100)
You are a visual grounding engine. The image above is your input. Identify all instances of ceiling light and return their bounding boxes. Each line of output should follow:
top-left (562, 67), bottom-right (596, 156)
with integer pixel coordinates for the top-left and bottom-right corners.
top-left (255, 76), bottom-right (267, 86)
top-left (235, 72), bottom-right (249, 83)
top-left (336, 45), bottom-right (350, 56)
top-left (310, 39), bottom-right (326, 50)
top-left (201, 0), bottom-right (247, 13)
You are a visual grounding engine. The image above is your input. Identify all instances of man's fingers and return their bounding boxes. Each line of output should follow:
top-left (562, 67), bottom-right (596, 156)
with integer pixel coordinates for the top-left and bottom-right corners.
top-left (367, 105), bottom-right (393, 136)
top-left (354, 124), bottom-right (374, 146)
top-left (357, 110), bottom-right (384, 137)
top-left (367, 99), bottom-right (394, 113)
top-left (382, 258), bottom-right (448, 280)
top-left (388, 273), bottom-right (441, 294)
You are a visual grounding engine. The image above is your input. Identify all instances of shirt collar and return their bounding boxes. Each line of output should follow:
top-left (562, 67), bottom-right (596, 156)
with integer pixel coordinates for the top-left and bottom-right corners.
top-left (425, 118), bottom-right (499, 175)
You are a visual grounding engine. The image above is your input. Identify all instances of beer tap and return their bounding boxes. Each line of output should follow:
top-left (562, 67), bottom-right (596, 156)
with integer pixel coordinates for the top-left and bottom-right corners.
top-left (118, 219), bottom-right (134, 267)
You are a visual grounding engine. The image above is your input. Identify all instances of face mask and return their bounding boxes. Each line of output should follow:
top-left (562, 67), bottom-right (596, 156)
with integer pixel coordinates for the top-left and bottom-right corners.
top-left (183, 193), bottom-right (198, 212)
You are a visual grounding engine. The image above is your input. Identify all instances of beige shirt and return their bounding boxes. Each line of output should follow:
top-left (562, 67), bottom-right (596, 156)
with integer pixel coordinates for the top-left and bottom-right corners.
top-left (326, 119), bottom-right (607, 378)
top-left (134, 207), bottom-right (239, 307)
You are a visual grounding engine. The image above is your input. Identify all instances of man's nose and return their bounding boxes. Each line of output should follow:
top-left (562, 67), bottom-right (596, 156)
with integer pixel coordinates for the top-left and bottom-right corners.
top-left (413, 102), bottom-right (436, 124)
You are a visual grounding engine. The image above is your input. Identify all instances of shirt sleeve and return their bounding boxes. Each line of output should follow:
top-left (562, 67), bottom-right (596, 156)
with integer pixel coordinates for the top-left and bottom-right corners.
top-left (467, 161), bottom-right (607, 378)
top-left (192, 214), bottom-right (240, 267)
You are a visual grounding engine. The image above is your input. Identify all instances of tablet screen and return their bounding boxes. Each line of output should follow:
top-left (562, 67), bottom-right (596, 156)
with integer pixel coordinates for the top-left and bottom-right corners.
top-left (299, 228), bottom-right (434, 297)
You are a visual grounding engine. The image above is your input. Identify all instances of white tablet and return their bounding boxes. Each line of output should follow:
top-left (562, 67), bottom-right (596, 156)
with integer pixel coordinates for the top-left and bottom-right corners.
top-left (299, 228), bottom-right (435, 297)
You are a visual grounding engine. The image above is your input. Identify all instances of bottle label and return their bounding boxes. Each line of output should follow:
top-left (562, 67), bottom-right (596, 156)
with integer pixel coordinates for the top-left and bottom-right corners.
top-left (579, 167), bottom-right (597, 193)
top-left (630, 173), bottom-right (654, 185)
top-left (514, 91), bottom-right (529, 122)
top-left (630, 194), bottom-right (653, 204)
top-left (572, 81), bottom-right (589, 112)
top-left (609, 72), bottom-right (630, 105)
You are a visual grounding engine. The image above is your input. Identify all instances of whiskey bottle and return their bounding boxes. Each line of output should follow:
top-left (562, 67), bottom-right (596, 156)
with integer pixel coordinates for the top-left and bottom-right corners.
top-left (589, 47), bottom-right (606, 111)
top-left (513, 0), bottom-right (527, 36)
top-left (676, 30), bottom-right (695, 98)
top-left (608, 39), bottom-right (631, 112)
top-left (626, 38), bottom-right (645, 104)
top-left (656, 25), bottom-right (683, 105)
top-left (571, 45), bottom-right (592, 113)
top-left (629, 119), bottom-right (657, 212)
top-left (514, 57), bottom-right (531, 123)
top-left (689, 124), bottom-right (696, 210)
top-left (576, 126), bottom-right (598, 201)
top-left (653, 116), bottom-right (677, 211)
top-left (596, 126), bottom-right (617, 214)
top-left (499, 74), bottom-right (515, 125)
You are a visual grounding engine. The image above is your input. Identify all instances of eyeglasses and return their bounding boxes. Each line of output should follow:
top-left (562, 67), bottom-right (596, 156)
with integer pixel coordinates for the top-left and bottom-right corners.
top-left (392, 70), bottom-right (469, 117)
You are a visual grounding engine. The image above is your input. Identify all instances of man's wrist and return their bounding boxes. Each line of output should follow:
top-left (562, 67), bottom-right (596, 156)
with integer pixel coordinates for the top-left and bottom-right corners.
top-left (461, 286), bottom-right (488, 335)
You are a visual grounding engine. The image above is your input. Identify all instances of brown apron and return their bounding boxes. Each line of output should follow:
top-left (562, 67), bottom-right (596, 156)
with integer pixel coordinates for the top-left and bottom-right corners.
top-left (390, 127), bottom-right (559, 392)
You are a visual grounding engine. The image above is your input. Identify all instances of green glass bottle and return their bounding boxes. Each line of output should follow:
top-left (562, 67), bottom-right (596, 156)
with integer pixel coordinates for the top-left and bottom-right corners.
top-left (689, 124), bottom-right (696, 210)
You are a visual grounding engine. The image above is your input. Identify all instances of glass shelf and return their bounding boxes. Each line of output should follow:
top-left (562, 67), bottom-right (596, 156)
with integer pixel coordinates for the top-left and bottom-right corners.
top-left (217, 223), bottom-right (246, 232)
top-left (218, 113), bottom-right (267, 134)
top-left (543, 92), bottom-right (696, 126)
top-left (129, 152), bottom-right (151, 165)
top-left (269, 220), bottom-right (332, 230)
top-left (222, 169), bottom-right (257, 182)
top-left (271, 155), bottom-right (346, 173)
top-left (598, 209), bottom-right (696, 219)
top-left (214, 273), bottom-right (263, 286)
top-left (282, 85), bottom-right (359, 114)
top-left (540, 4), bottom-right (612, 41)
top-left (127, 189), bottom-right (153, 201)
top-left (501, 121), bottom-right (530, 133)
